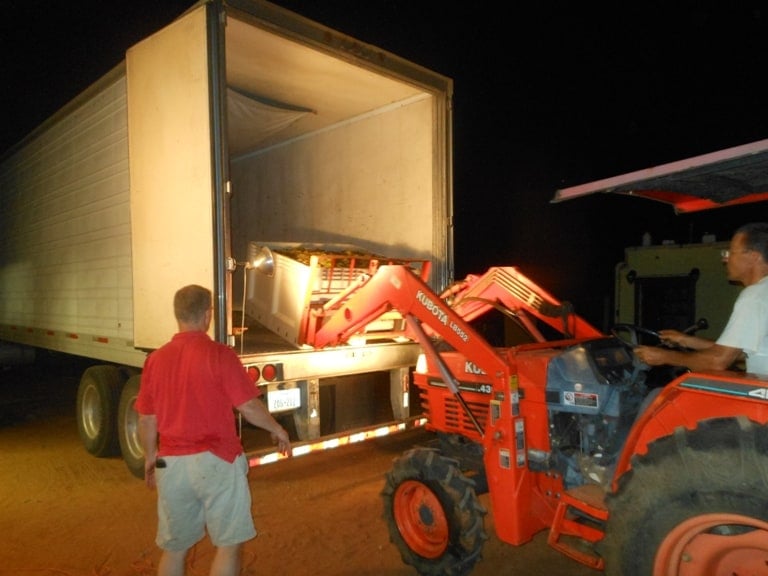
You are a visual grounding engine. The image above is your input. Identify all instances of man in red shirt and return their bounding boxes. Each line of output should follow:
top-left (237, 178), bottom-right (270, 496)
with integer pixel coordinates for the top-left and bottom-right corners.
top-left (137, 284), bottom-right (291, 576)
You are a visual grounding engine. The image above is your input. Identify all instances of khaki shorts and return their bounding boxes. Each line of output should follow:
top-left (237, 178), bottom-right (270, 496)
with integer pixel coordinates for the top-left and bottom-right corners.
top-left (155, 452), bottom-right (256, 550)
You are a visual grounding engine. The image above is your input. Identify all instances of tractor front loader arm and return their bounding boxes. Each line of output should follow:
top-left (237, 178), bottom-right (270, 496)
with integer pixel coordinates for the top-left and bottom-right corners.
top-left (307, 265), bottom-right (512, 438)
top-left (308, 265), bottom-right (509, 383)
top-left (442, 267), bottom-right (602, 340)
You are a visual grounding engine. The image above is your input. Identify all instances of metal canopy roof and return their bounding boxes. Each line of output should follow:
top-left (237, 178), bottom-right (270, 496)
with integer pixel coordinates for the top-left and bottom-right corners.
top-left (552, 138), bottom-right (768, 213)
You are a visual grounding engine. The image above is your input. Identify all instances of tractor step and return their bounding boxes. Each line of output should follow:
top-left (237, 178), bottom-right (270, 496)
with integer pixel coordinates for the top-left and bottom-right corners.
top-left (547, 483), bottom-right (608, 570)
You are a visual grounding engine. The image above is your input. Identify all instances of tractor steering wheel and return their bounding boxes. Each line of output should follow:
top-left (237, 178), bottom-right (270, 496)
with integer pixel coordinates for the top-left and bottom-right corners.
top-left (610, 323), bottom-right (663, 349)
top-left (612, 322), bottom-right (699, 388)
top-left (611, 318), bottom-right (708, 350)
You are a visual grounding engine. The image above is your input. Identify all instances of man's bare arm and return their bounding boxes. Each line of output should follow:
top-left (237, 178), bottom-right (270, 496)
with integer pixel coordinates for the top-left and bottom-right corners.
top-left (237, 397), bottom-right (292, 455)
top-left (635, 342), bottom-right (744, 372)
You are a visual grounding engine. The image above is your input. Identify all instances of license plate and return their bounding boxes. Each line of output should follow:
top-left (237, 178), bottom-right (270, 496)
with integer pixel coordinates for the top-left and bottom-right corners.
top-left (267, 387), bottom-right (301, 412)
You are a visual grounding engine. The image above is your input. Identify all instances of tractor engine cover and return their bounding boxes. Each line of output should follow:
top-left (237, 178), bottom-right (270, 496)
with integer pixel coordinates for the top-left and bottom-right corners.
top-left (543, 337), bottom-right (647, 487)
top-left (545, 337), bottom-right (636, 416)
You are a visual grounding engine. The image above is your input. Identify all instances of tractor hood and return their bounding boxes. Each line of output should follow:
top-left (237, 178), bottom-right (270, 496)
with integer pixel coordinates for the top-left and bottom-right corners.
top-left (552, 138), bottom-right (768, 214)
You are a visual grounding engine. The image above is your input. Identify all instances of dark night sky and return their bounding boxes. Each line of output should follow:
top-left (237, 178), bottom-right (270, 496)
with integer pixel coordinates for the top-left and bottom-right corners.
top-left (2, 1), bottom-right (767, 326)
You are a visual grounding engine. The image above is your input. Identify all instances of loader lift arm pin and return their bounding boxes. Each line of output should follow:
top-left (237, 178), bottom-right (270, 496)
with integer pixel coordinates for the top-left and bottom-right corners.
top-left (405, 313), bottom-right (485, 438)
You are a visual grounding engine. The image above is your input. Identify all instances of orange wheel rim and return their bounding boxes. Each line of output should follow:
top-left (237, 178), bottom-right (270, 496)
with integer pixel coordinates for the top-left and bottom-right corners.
top-left (655, 513), bottom-right (768, 576)
top-left (393, 480), bottom-right (449, 559)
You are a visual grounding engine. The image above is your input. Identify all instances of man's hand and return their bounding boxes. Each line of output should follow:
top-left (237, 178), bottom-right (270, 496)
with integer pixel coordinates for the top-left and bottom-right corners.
top-left (634, 345), bottom-right (670, 366)
top-left (138, 413), bottom-right (159, 489)
top-left (271, 426), bottom-right (292, 456)
top-left (657, 329), bottom-right (688, 348)
top-left (144, 459), bottom-right (158, 490)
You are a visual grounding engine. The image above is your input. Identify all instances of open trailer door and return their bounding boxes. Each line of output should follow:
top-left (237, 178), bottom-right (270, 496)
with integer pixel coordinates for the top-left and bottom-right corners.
top-left (552, 138), bottom-right (768, 214)
top-left (127, 3), bottom-right (222, 349)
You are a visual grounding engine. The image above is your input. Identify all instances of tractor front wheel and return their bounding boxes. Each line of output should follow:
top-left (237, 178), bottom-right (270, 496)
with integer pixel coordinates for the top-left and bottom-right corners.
top-left (600, 417), bottom-right (768, 575)
top-left (381, 448), bottom-right (487, 576)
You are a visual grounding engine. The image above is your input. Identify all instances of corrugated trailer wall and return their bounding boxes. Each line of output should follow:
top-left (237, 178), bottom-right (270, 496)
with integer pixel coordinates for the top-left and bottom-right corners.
top-left (0, 70), bottom-right (145, 367)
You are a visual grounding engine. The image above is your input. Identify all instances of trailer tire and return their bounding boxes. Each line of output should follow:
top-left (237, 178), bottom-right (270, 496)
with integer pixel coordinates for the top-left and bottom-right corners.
top-left (76, 365), bottom-right (124, 457)
top-left (600, 417), bottom-right (768, 576)
top-left (118, 375), bottom-right (145, 479)
top-left (381, 448), bottom-right (487, 576)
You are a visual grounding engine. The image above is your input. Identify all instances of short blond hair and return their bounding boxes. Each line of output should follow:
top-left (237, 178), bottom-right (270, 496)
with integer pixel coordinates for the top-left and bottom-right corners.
top-left (173, 285), bottom-right (212, 324)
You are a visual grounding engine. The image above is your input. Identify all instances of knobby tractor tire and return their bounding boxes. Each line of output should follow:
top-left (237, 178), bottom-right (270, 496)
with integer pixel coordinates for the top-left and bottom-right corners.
top-left (381, 448), bottom-right (488, 576)
top-left (76, 365), bottom-right (126, 457)
top-left (600, 417), bottom-right (768, 576)
top-left (118, 374), bottom-right (145, 479)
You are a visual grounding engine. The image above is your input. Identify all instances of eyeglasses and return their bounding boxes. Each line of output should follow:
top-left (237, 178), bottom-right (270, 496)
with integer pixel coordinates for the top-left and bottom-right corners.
top-left (721, 248), bottom-right (751, 259)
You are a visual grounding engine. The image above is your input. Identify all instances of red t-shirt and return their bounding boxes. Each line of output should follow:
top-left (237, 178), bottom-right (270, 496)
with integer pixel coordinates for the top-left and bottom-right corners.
top-left (136, 331), bottom-right (260, 462)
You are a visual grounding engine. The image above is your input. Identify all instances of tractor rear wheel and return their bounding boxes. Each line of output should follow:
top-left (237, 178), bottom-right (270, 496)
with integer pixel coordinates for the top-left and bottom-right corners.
top-left (381, 447), bottom-right (487, 576)
top-left (600, 417), bottom-right (768, 576)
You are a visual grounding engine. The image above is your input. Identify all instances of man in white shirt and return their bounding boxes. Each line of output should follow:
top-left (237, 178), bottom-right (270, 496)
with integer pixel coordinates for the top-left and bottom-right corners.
top-left (635, 222), bottom-right (768, 376)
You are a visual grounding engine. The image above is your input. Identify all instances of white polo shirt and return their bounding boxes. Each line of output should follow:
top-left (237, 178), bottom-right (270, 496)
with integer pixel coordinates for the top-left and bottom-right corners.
top-left (718, 275), bottom-right (768, 376)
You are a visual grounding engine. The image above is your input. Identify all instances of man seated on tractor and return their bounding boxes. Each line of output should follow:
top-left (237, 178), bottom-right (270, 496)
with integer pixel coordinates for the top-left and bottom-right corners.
top-left (635, 222), bottom-right (768, 375)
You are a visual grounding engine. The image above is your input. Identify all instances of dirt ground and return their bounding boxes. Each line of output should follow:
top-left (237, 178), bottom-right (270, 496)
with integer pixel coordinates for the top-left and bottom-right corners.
top-left (0, 354), bottom-right (597, 576)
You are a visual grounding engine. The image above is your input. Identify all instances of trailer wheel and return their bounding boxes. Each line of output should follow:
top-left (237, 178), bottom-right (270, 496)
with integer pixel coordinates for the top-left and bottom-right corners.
top-left (76, 365), bottom-right (124, 457)
top-left (118, 375), bottom-right (145, 479)
top-left (600, 417), bottom-right (768, 576)
top-left (381, 448), bottom-right (487, 576)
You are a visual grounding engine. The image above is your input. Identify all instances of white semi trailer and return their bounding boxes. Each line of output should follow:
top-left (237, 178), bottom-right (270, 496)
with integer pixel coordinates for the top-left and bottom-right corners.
top-left (0, 0), bottom-right (453, 477)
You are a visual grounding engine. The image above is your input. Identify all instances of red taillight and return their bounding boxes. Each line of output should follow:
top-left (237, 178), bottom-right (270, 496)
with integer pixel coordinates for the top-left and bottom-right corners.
top-left (245, 363), bottom-right (282, 383)
top-left (261, 364), bottom-right (277, 381)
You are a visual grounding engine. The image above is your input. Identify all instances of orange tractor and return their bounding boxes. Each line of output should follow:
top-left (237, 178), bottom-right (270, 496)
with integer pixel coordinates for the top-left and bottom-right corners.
top-left (306, 262), bottom-right (768, 575)
top-left (303, 140), bottom-right (768, 575)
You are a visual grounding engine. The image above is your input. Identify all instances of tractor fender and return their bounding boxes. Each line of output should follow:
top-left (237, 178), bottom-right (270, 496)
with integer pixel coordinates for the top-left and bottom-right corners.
top-left (612, 370), bottom-right (768, 487)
